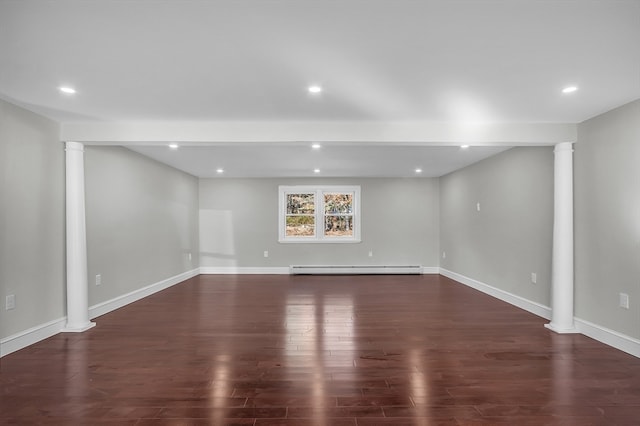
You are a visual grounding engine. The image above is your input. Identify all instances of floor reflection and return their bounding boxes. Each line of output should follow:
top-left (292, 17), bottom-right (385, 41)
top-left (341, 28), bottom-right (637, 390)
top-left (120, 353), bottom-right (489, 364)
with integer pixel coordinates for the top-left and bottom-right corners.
top-left (409, 347), bottom-right (431, 422)
top-left (286, 289), bottom-right (355, 425)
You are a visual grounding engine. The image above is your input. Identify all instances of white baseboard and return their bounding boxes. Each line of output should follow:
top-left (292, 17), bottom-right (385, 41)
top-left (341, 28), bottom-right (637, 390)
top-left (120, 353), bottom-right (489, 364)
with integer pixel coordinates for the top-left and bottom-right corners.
top-left (1, 317), bottom-right (67, 357)
top-left (439, 268), bottom-right (552, 320)
top-left (199, 266), bottom-right (290, 274)
top-left (440, 268), bottom-right (640, 358)
top-left (89, 268), bottom-right (200, 319)
top-left (575, 317), bottom-right (640, 358)
top-left (1, 268), bottom-right (199, 358)
top-left (422, 266), bottom-right (439, 274)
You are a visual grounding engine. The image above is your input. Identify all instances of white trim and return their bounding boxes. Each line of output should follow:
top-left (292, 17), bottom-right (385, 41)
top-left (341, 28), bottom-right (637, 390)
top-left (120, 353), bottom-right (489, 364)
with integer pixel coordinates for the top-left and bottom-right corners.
top-left (88, 268), bottom-right (199, 319)
top-left (544, 322), bottom-right (579, 334)
top-left (278, 239), bottom-right (362, 244)
top-left (440, 268), bottom-right (640, 358)
top-left (1, 269), bottom-right (198, 358)
top-left (1, 317), bottom-right (67, 357)
top-left (199, 266), bottom-right (290, 274)
top-left (439, 268), bottom-right (552, 320)
top-left (278, 185), bottom-right (361, 243)
top-left (575, 318), bottom-right (640, 358)
top-left (422, 266), bottom-right (439, 274)
top-left (61, 322), bottom-right (95, 333)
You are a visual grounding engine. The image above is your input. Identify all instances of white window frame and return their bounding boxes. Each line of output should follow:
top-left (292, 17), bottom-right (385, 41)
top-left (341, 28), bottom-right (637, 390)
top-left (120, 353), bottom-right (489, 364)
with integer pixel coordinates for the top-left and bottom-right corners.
top-left (278, 185), bottom-right (361, 243)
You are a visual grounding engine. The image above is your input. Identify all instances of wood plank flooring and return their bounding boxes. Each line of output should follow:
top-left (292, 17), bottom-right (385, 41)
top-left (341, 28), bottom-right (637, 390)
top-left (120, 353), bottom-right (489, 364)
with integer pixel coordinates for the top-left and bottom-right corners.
top-left (1, 274), bottom-right (639, 425)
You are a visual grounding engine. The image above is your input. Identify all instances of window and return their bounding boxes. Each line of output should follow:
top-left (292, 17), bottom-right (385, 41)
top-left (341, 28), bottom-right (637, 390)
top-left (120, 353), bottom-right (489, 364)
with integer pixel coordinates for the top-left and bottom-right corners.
top-left (279, 185), bottom-right (361, 243)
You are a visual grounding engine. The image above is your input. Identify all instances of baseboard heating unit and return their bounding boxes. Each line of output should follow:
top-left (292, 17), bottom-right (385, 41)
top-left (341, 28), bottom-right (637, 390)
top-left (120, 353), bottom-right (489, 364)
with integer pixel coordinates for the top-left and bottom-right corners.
top-left (289, 265), bottom-right (422, 275)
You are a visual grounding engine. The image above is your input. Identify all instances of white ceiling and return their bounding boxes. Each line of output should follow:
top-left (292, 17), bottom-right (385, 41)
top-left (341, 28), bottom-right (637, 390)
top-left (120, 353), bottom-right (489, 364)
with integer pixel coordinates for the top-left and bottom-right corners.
top-left (1, 0), bottom-right (639, 177)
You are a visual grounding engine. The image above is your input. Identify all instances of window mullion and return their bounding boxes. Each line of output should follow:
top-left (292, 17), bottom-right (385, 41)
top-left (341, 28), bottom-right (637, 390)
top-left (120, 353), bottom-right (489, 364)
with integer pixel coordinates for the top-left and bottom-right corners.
top-left (317, 189), bottom-right (323, 240)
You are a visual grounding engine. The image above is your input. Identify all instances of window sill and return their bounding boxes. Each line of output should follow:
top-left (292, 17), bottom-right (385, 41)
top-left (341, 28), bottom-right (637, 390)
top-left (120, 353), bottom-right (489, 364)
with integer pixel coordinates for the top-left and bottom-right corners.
top-left (278, 239), bottom-right (362, 244)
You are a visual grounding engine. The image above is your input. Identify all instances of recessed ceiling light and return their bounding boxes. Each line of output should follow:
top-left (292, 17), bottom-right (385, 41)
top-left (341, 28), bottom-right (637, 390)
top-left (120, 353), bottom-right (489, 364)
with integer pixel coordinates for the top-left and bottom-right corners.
top-left (308, 85), bottom-right (322, 94)
top-left (311, 143), bottom-right (321, 149)
top-left (460, 145), bottom-right (470, 149)
top-left (415, 168), bottom-right (423, 174)
top-left (168, 144), bottom-right (179, 149)
top-left (59, 86), bottom-right (76, 94)
top-left (216, 168), bottom-right (224, 174)
top-left (562, 86), bottom-right (578, 94)
top-left (313, 168), bottom-right (321, 173)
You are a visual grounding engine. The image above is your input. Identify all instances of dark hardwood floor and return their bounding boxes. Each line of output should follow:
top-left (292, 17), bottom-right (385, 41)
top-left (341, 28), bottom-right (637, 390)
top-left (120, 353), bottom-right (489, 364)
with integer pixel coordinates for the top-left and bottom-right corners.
top-left (1, 274), bottom-right (639, 425)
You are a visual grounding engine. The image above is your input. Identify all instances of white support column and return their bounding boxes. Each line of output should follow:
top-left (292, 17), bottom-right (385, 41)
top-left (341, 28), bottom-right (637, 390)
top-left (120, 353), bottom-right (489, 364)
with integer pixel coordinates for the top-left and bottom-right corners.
top-left (62, 141), bottom-right (95, 332)
top-left (545, 142), bottom-right (578, 333)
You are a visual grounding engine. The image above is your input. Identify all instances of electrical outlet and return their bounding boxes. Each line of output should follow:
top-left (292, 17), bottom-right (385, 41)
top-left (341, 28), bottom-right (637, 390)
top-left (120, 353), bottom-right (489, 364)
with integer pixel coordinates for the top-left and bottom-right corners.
top-left (95, 274), bottom-right (101, 286)
top-left (476, 202), bottom-right (481, 212)
top-left (188, 253), bottom-right (192, 261)
top-left (368, 250), bottom-right (373, 257)
top-left (531, 273), bottom-right (537, 284)
top-left (6, 294), bottom-right (15, 310)
top-left (263, 251), bottom-right (269, 258)
top-left (619, 293), bottom-right (630, 309)
top-left (442, 251), bottom-right (446, 259)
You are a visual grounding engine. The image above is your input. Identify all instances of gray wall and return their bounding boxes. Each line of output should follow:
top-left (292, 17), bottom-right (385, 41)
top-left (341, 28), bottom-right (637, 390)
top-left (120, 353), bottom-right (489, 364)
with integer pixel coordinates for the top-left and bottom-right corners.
top-left (575, 99), bottom-right (640, 339)
top-left (199, 178), bottom-right (439, 268)
top-left (85, 146), bottom-right (199, 307)
top-left (439, 147), bottom-right (554, 307)
top-left (0, 98), bottom-right (65, 339)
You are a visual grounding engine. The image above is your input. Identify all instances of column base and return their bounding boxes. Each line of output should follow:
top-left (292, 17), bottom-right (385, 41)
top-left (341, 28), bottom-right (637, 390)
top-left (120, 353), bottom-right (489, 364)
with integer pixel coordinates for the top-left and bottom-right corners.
top-left (61, 321), bottom-right (96, 333)
top-left (544, 322), bottom-right (579, 334)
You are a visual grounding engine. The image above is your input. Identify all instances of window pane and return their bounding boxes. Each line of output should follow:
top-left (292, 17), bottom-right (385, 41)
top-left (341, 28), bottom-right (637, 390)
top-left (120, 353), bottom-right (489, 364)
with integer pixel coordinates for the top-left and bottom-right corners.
top-left (287, 193), bottom-right (315, 214)
top-left (324, 193), bottom-right (353, 214)
top-left (324, 215), bottom-right (353, 237)
top-left (286, 215), bottom-right (315, 237)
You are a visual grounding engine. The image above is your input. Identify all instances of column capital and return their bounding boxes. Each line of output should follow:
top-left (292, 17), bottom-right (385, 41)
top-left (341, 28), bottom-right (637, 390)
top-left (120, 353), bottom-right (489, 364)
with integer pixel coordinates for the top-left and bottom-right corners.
top-left (65, 141), bottom-right (84, 152)
top-left (554, 142), bottom-right (574, 153)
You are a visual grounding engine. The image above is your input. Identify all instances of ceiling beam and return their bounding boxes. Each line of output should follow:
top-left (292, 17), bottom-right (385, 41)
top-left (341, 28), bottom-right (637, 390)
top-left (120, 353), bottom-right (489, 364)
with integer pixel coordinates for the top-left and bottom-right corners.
top-left (61, 121), bottom-right (576, 146)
